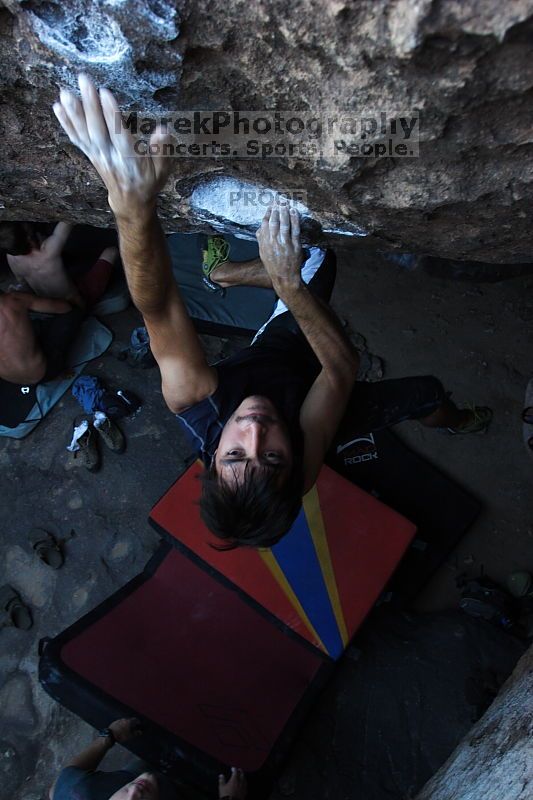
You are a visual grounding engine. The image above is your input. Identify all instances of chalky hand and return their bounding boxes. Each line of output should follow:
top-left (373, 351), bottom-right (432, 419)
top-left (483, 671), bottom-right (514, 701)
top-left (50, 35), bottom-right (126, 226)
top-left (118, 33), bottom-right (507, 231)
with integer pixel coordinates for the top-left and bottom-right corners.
top-left (256, 203), bottom-right (304, 297)
top-left (53, 73), bottom-right (175, 216)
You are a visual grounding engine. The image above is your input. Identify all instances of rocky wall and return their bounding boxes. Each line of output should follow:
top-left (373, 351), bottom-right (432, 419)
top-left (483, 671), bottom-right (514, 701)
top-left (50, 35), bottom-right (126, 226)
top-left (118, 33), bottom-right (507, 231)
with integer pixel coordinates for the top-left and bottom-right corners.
top-left (1, 0), bottom-right (533, 261)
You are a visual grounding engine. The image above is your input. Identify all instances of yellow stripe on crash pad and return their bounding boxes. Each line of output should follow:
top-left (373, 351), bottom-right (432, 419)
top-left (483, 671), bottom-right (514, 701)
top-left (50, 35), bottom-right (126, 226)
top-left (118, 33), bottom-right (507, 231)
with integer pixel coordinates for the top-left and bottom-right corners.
top-left (258, 548), bottom-right (327, 653)
top-left (303, 485), bottom-right (349, 647)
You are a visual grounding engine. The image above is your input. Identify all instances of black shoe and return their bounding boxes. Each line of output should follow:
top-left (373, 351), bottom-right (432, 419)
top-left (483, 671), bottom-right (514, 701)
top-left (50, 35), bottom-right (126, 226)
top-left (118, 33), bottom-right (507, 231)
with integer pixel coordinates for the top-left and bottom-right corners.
top-left (69, 418), bottom-right (101, 472)
top-left (94, 413), bottom-right (125, 454)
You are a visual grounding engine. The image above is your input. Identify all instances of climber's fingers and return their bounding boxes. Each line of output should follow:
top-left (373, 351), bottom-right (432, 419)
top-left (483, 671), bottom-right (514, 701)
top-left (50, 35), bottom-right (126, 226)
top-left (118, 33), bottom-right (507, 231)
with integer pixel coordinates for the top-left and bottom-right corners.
top-left (278, 203), bottom-right (291, 245)
top-left (256, 206), bottom-right (270, 244)
top-left (99, 87), bottom-right (175, 187)
top-left (290, 207), bottom-right (301, 248)
top-left (99, 86), bottom-right (137, 159)
top-left (269, 203), bottom-right (280, 237)
top-left (53, 94), bottom-right (86, 153)
top-left (78, 73), bottom-right (111, 153)
top-left (54, 85), bottom-right (91, 151)
top-left (149, 125), bottom-right (177, 184)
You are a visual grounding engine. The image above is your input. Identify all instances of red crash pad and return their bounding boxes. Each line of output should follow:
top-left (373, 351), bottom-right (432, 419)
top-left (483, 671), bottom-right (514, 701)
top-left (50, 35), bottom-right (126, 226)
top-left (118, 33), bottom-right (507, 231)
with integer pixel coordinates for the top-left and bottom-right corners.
top-left (150, 462), bottom-right (416, 658)
top-left (61, 547), bottom-right (326, 773)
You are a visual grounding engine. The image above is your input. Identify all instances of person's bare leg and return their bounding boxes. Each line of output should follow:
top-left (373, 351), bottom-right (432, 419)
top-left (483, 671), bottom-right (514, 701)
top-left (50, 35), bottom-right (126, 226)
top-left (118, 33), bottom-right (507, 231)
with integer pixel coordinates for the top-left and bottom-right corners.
top-left (0, 295), bottom-right (46, 384)
top-left (7, 247), bottom-right (81, 306)
top-left (75, 246), bottom-right (119, 306)
top-left (210, 258), bottom-right (273, 289)
top-left (99, 246), bottom-right (119, 265)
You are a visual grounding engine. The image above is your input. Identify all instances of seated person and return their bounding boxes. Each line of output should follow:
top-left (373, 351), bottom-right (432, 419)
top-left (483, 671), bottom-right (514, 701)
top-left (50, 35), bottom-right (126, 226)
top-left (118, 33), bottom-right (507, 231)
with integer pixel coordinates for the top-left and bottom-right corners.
top-left (0, 221), bottom-right (118, 309)
top-left (48, 716), bottom-right (247, 800)
top-left (0, 222), bottom-right (118, 385)
top-left (0, 289), bottom-right (81, 384)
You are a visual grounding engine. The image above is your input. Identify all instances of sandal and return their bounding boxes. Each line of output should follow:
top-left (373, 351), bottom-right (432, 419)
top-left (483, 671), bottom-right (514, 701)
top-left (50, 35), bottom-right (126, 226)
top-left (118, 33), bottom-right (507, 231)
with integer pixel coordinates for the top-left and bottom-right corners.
top-left (0, 585), bottom-right (33, 630)
top-left (522, 406), bottom-right (533, 425)
top-left (29, 528), bottom-right (64, 569)
top-left (445, 404), bottom-right (493, 435)
top-left (201, 236), bottom-right (230, 294)
top-left (523, 379), bottom-right (533, 459)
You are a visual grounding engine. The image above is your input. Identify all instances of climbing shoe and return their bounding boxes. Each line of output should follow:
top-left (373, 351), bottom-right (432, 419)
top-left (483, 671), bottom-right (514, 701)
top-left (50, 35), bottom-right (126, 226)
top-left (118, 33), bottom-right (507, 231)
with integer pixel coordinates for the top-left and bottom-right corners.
top-left (201, 236), bottom-right (230, 294)
top-left (446, 405), bottom-right (493, 435)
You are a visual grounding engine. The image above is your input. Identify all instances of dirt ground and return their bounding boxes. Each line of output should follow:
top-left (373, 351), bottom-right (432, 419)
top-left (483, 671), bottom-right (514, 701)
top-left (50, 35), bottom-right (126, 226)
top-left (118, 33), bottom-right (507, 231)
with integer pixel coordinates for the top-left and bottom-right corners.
top-left (0, 246), bottom-right (531, 800)
top-left (331, 249), bottom-right (533, 610)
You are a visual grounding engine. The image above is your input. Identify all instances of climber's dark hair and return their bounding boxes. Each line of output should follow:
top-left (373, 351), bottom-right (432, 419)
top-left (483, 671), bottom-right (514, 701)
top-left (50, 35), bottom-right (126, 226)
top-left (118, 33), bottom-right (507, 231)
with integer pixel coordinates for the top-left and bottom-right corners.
top-left (199, 461), bottom-right (304, 549)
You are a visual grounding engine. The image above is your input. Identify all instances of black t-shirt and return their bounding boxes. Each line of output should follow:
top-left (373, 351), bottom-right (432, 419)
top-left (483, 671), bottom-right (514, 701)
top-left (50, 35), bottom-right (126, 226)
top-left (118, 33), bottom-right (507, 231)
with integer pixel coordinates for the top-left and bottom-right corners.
top-left (176, 331), bottom-right (320, 467)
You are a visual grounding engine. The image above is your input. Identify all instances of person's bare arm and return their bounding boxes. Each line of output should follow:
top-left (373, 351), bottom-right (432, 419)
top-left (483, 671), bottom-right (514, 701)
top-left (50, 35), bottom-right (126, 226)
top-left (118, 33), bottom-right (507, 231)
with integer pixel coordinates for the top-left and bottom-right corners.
top-left (45, 223), bottom-right (85, 307)
top-left (5, 255), bottom-right (27, 286)
top-left (42, 222), bottom-right (73, 256)
top-left (115, 205), bottom-right (218, 410)
top-left (49, 718), bottom-right (141, 800)
top-left (211, 257), bottom-right (272, 288)
top-left (48, 734), bottom-right (110, 799)
top-left (256, 205), bottom-right (359, 491)
top-left (9, 292), bottom-right (72, 314)
top-left (53, 73), bottom-right (217, 412)
top-left (282, 286), bottom-right (358, 491)
top-left (65, 736), bottom-right (112, 773)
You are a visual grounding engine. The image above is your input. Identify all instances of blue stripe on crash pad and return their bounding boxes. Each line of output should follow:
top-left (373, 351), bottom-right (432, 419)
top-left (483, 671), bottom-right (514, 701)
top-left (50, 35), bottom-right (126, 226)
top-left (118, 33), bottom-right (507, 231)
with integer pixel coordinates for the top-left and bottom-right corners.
top-left (271, 506), bottom-right (343, 658)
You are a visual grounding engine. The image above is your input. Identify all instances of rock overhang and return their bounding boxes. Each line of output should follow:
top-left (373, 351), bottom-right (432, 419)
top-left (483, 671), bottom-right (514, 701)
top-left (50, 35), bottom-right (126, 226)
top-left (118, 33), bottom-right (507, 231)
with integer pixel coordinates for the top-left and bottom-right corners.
top-left (1, 0), bottom-right (533, 262)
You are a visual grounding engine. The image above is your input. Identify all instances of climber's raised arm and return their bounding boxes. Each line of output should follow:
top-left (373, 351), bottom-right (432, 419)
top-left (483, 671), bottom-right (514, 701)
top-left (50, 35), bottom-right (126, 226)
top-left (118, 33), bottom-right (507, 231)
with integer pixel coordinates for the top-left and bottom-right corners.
top-left (53, 73), bottom-right (217, 412)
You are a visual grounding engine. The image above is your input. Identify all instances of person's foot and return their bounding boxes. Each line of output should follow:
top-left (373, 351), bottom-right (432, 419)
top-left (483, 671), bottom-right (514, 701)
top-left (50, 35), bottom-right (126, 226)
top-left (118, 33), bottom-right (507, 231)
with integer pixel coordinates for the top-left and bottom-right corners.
top-left (209, 261), bottom-right (231, 286)
top-left (446, 405), bottom-right (493, 434)
top-left (99, 246), bottom-right (119, 265)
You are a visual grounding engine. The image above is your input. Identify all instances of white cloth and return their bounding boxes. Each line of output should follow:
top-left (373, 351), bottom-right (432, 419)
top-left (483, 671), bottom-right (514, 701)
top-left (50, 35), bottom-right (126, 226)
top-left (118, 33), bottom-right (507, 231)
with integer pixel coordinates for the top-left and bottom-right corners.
top-left (66, 419), bottom-right (89, 452)
top-left (93, 411), bottom-right (107, 429)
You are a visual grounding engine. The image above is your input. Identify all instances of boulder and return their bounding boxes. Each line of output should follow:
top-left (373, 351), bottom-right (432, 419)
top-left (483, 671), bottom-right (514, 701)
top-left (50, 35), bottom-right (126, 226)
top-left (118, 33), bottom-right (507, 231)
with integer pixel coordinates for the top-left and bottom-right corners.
top-left (1, 0), bottom-right (533, 261)
top-left (415, 642), bottom-right (533, 800)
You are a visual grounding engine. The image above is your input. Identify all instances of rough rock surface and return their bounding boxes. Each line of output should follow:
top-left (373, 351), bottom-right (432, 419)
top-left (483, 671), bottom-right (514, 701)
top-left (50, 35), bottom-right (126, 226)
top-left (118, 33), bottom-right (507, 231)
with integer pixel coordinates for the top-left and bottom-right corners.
top-left (415, 642), bottom-right (533, 800)
top-left (1, 0), bottom-right (533, 260)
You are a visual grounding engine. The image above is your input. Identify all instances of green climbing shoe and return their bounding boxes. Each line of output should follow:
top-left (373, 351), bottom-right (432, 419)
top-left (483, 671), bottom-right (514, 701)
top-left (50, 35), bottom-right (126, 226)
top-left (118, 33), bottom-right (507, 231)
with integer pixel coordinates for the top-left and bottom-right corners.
top-left (201, 236), bottom-right (230, 293)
